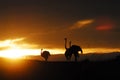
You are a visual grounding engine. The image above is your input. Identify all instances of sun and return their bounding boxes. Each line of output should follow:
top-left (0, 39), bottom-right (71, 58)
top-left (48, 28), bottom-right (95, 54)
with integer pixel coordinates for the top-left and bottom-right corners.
top-left (0, 37), bottom-right (66, 59)
top-left (0, 38), bottom-right (40, 59)
top-left (0, 49), bottom-right (25, 59)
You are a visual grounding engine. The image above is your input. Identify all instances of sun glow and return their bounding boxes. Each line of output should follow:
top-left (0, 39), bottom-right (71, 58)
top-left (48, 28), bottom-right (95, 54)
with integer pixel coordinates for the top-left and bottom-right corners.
top-left (83, 48), bottom-right (120, 54)
top-left (0, 38), bottom-right (40, 59)
top-left (0, 38), bottom-right (120, 59)
top-left (0, 49), bottom-right (41, 59)
top-left (0, 38), bottom-right (65, 59)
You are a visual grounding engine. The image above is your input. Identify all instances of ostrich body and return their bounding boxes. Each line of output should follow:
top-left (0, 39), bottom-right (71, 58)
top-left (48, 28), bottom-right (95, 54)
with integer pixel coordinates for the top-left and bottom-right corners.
top-left (64, 38), bottom-right (83, 61)
top-left (41, 49), bottom-right (51, 61)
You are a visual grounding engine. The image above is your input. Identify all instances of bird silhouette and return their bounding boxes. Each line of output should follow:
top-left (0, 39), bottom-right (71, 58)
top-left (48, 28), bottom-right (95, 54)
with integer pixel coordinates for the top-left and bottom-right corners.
top-left (64, 38), bottom-right (83, 62)
top-left (41, 49), bottom-right (51, 61)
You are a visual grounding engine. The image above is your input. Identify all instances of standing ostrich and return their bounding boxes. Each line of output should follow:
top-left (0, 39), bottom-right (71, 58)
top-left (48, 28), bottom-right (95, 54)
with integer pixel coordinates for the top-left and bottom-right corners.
top-left (64, 38), bottom-right (83, 62)
top-left (64, 38), bottom-right (72, 60)
top-left (41, 49), bottom-right (51, 61)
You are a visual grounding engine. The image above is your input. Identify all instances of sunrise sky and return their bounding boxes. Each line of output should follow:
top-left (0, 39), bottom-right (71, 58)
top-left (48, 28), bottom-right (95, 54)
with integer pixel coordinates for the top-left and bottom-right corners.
top-left (0, 0), bottom-right (120, 58)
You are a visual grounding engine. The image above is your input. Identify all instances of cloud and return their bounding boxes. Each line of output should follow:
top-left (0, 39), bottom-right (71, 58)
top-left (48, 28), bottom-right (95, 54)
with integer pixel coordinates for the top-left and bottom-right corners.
top-left (95, 16), bottom-right (115, 31)
top-left (0, 37), bottom-right (39, 50)
top-left (69, 19), bottom-right (94, 30)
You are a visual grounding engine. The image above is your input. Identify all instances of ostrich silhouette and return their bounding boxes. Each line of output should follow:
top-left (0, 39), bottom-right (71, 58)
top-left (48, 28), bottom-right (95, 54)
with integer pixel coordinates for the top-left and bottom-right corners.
top-left (41, 49), bottom-right (51, 61)
top-left (64, 38), bottom-right (83, 62)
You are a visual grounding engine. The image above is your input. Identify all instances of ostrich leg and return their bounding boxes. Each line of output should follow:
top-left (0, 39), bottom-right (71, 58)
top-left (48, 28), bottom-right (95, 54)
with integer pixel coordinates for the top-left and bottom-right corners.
top-left (75, 57), bottom-right (78, 62)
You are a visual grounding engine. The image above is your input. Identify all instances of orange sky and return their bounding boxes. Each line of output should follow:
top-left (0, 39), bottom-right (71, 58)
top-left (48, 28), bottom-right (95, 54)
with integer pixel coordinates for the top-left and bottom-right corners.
top-left (0, 38), bottom-right (120, 59)
top-left (0, 0), bottom-right (120, 58)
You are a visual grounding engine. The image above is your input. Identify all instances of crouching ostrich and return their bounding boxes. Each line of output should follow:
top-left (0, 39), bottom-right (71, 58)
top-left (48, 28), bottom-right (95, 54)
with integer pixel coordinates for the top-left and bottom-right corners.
top-left (64, 38), bottom-right (83, 62)
top-left (41, 49), bottom-right (51, 61)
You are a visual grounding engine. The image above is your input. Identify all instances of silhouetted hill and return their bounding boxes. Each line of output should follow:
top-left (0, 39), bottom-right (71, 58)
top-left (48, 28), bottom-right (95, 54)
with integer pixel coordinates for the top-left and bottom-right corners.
top-left (24, 52), bottom-right (120, 61)
top-left (0, 52), bottom-right (120, 80)
top-left (1, 55), bottom-right (120, 80)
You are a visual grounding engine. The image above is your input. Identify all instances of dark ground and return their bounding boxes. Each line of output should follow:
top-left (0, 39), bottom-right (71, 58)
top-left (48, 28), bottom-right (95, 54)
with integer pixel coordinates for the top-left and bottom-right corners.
top-left (0, 58), bottom-right (120, 80)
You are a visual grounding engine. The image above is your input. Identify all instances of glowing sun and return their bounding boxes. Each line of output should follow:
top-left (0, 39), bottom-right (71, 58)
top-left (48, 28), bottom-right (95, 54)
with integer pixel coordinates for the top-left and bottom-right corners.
top-left (0, 38), bottom-right (40, 59)
top-left (0, 37), bottom-right (66, 59)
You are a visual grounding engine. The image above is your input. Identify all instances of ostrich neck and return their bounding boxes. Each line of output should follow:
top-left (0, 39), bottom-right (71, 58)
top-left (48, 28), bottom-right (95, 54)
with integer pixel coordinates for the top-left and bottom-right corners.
top-left (65, 38), bottom-right (67, 49)
top-left (69, 41), bottom-right (71, 48)
top-left (41, 49), bottom-right (43, 54)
